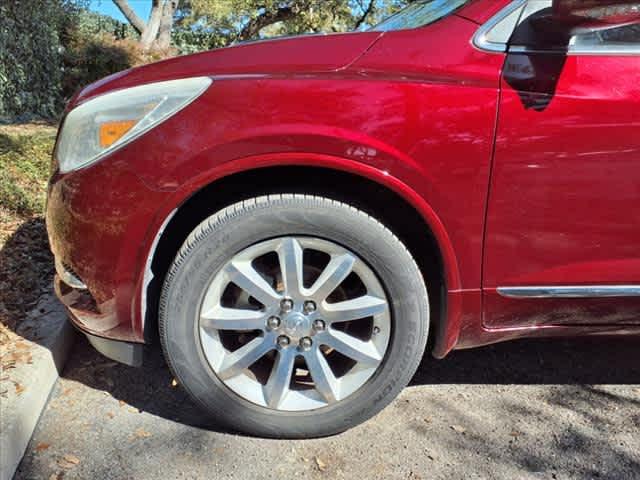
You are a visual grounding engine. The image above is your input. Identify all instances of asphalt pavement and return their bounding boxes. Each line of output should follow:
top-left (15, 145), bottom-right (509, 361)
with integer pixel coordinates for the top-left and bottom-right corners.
top-left (15, 335), bottom-right (640, 480)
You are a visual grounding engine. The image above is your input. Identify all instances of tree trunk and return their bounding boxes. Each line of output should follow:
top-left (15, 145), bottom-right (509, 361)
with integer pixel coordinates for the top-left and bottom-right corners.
top-left (354, 0), bottom-right (374, 30)
top-left (112, 0), bottom-right (146, 34)
top-left (156, 0), bottom-right (179, 50)
top-left (140, 0), bottom-right (163, 51)
top-left (238, 6), bottom-right (296, 42)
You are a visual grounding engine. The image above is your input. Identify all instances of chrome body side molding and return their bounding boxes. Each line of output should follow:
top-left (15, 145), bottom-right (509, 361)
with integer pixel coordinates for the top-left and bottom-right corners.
top-left (508, 45), bottom-right (640, 56)
top-left (497, 286), bottom-right (640, 299)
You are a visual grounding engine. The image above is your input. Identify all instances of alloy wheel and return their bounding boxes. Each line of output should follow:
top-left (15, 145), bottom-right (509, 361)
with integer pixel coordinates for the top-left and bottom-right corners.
top-left (198, 236), bottom-right (392, 411)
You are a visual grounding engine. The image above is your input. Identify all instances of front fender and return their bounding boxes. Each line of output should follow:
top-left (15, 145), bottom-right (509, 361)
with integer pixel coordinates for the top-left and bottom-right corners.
top-left (120, 76), bottom-right (494, 356)
top-left (132, 150), bottom-right (463, 356)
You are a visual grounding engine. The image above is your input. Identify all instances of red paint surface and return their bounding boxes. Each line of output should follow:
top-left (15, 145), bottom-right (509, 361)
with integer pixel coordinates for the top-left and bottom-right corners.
top-left (455, 0), bottom-right (511, 24)
top-left (483, 53), bottom-right (640, 330)
top-left (47, 1), bottom-right (640, 355)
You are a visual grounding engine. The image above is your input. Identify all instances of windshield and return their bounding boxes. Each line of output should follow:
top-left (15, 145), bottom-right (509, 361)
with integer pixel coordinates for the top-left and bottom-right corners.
top-left (370, 0), bottom-right (470, 32)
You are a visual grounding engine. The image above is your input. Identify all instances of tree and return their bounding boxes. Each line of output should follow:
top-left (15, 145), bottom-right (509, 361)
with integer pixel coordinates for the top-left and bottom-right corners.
top-left (112, 0), bottom-right (180, 50)
top-left (0, 0), bottom-right (83, 120)
top-left (186, 0), bottom-right (416, 46)
top-left (189, 0), bottom-right (390, 42)
top-left (114, 0), bottom-right (416, 52)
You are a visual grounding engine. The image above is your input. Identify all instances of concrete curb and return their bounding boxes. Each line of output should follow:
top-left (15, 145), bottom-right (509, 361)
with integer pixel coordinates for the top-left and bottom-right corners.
top-left (0, 294), bottom-right (76, 480)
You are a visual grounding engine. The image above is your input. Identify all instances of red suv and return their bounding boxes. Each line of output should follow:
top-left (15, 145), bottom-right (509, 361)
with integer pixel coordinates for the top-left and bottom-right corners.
top-left (47, 0), bottom-right (640, 437)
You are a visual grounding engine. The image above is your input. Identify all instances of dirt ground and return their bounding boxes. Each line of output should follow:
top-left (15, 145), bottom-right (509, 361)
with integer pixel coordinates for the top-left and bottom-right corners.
top-left (15, 334), bottom-right (640, 480)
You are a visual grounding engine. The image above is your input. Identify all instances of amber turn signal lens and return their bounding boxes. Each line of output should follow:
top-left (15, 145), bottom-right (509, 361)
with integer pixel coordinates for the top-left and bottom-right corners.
top-left (99, 120), bottom-right (137, 148)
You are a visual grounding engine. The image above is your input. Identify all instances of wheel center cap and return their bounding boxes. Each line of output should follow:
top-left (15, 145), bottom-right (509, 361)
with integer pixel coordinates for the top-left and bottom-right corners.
top-left (283, 312), bottom-right (310, 338)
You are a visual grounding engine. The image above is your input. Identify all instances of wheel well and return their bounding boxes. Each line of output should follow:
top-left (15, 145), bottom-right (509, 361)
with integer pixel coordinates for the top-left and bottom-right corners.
top-left (145, 166), bottom-right (445, 349)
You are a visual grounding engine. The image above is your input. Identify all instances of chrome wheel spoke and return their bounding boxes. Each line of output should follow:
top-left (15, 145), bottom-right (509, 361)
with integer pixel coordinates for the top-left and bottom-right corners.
top-left (305, 348), bottom-right (339, 403)
top-left (323, 295), bottom-right (388, 323)
top-left (308, 253), bottom-right (355, 301)
top-left (263, 348), bottom-right (296, 409)
top-left (323, 330), bottom-right (382, 366)
top-left (218, 336), bottom-right (274, 380)
top-left (201, 307), bottom-right (265, 331)
top-left (277, 237), bottom-right (304, 298)
top-left (199, 236), bottom-right (391, 411)
top-left (226, 260), bottom-right (280, 306)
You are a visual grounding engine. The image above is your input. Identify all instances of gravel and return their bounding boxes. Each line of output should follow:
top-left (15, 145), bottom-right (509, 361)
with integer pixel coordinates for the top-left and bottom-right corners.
top-left (15, 335), bottom-right (640, 480)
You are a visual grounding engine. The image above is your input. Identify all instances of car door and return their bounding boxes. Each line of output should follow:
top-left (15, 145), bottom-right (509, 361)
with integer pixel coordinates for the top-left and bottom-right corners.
top-left (483, 2), bottom-right (640, 328)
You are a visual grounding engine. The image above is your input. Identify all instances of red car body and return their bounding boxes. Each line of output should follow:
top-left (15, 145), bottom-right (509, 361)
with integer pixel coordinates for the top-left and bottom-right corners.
top-left (47, 0), bottom-right (640, 365)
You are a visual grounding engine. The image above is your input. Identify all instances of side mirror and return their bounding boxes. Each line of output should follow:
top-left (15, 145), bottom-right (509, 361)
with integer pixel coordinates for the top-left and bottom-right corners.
top-left (551, 1), bottom-right (640, 35)
top-left (504, 1), bottom-right (639, 111)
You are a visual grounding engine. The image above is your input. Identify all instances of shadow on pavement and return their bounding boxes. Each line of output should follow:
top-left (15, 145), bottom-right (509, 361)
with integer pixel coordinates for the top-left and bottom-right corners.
top-left (0, 218), bottom-right (55, 346)
top-left (411, 336), bottom-right (640, 386)
top-left (62, 333), bottom-right (640, 432)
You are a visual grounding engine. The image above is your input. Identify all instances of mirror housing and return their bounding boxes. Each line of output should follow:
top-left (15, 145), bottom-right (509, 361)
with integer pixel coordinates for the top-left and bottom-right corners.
top-left (552, 1), bottom-right (640, 34)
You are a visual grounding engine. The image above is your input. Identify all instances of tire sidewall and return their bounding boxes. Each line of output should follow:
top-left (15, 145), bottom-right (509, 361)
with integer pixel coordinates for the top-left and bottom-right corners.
top-left (160, 195), bottom-right (429, 437)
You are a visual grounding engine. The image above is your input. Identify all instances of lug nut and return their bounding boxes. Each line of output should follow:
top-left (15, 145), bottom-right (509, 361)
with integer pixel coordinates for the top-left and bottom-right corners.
top-left (280, 298), bottom-right (294, 312)
top-left (373, 326), bottom-right (381, 335)
top-left (267, 316), bottom-right (281, 330)
top-left (313, 319), bottom-right (326, 332)
top-left (303, 300), bottom-right (317, 313)
top-left (277, 335), bottom-right (290, 348)
top-left (299, 337), bottom-right (313, 351)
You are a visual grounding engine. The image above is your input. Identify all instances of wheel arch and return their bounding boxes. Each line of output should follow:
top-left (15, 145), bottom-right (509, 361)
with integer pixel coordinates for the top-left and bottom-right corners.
top-left (141, 161), bottom-right (461, 357)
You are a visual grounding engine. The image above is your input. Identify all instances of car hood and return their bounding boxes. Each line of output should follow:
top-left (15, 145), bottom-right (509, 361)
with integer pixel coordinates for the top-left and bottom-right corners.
top-left (71, 31), bottom-right (384, 107)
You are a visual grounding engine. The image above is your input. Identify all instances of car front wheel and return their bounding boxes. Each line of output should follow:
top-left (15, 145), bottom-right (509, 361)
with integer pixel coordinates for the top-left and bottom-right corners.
top-left (159, 194), bottom-right (429, 438)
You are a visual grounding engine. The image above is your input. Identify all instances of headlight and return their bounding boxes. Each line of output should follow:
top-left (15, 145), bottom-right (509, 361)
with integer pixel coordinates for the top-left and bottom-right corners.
top-left (56, 77), bottom-right (212, 173)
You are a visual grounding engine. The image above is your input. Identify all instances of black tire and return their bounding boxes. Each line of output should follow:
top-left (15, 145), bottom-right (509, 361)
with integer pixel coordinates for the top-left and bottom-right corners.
top-left (159, 194), bottom-right (429, 438)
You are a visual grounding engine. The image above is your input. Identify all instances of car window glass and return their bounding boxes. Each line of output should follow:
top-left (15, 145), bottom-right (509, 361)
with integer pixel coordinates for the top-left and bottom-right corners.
top-left (482, 6), bottom-right (525, 45)
top-left (370, 0), bottom-right (469, 32)
top-left (571, 23), bottom-right (640, 49)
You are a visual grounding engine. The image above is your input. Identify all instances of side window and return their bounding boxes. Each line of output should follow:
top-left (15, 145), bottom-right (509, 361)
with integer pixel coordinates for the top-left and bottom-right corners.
top-left (473, 1), bottom-right (527, 52)
top-left (571, 24), bottom-right (640, 52)
top-left (474, 1), bottom-right (554, 53)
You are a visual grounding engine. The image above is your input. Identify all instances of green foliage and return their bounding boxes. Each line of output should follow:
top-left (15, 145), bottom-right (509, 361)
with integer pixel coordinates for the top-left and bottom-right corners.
top-left (62, 35), bottom-right (136, 98)
top-left (0, 124), bottom-right (56, 340)
top-left (61, 9), bottom-right (151, 98)
top-left (0, 0), bottom-right (80, 121)
top-left (185, 0), bottom-right (414, 43)
top-left (191, 0), bottom-right (348, 32)
top-left (75, 9), bottom-right (137, 40)
top-left (0, 126), bottom-right (56, 217)
top-left (173, 25), bottom-right (228, 53)
top-left (0, 2), bottom-right (174, 120)
top-left (175, 0), bottom-right (415, 51)
top-left (62, 33), bottom-right (173, 99)
top-left (0, 0), bottom-right (418, 118)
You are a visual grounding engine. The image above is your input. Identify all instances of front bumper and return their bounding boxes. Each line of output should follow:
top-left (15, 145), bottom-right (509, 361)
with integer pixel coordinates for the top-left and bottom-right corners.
top-left (46, 150), bottom-right (168, 347)
top-left (55, 273), bottom-right (143, 367)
